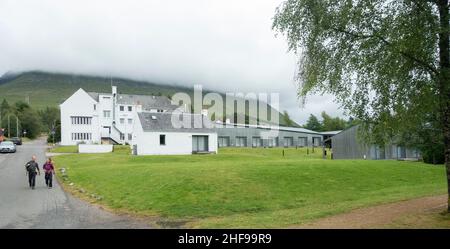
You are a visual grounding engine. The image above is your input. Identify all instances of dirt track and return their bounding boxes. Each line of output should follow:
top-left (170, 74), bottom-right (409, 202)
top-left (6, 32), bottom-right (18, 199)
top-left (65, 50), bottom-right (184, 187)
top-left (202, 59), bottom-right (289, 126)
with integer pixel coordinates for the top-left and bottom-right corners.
top-left (299, 195), bottom-right (448, 228)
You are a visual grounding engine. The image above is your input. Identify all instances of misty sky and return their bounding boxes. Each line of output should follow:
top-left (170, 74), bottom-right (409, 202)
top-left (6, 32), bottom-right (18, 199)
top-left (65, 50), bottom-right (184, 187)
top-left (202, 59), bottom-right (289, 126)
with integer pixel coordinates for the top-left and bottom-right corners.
top-left (0, 0), bottom-right (345, 125)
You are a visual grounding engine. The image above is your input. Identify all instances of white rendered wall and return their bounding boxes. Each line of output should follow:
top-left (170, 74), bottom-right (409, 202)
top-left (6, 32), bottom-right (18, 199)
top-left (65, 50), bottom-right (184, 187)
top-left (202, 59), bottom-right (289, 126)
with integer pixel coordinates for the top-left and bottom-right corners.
top-left (60, 89), bottom-right (100, 145)
top-left (132, 119), bottom-right (218, 155)
top-left (78, 144), bottom-right (113, 153)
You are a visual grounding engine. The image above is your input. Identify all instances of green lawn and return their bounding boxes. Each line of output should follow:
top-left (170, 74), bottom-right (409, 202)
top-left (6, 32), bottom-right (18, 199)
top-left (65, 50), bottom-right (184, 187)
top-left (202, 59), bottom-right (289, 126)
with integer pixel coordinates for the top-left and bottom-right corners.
top-left (50, 145), bottom-right (78, 153)
top-left (52, 147), bottom-right (447, 228)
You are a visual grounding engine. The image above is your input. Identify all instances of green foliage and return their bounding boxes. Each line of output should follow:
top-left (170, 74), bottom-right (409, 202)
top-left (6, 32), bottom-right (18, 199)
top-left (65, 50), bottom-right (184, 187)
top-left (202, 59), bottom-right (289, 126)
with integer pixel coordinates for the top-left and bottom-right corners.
top-left (1, 99), bottom-right (10, 114)
top-left (303, 112), bottom-right (355, 131)
top-left (321, 111), bottom-right (347, 131)
top-left (53, 147), bottom-right (446, 228)
top-left (38, 107), bottom-right (59, 131)
top-left (0, 99), bottom-right (58, 139)
top-left (273, 0), bottom-right (446, 156)
top-left (304, 114), bottom-right (322, 131)
top-left (47, 119), bottom-right (61, 144)
top-left (49, 145), bottom-right (78, 153)
top-left (17, 107), bottom-right (42, 139)
top-left (282, 110), bottom-right (296, 127)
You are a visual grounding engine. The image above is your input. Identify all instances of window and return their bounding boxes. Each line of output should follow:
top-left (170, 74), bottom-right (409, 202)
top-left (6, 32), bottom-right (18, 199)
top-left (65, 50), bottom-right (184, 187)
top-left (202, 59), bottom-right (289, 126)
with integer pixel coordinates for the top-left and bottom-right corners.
top-left (120, 118), bottom-right (125, 124)
top-left (128, 133), bottom-right (132, 140)
top-left (193, 135), bottom-right (208, 152)
top-left (128, 106), bottom-right (132, 112)
top-left (71, 133), bottom-right (92, 141)
top-left (120, 105), bottom-right (124, 111)
top-left (235, 136), bottom-right (247, 147)
top-left (128, 119), bottom-right (132, 124)
top-left (298, 137), bottom-right (307, 147)
top-left (94, 104), bottom-right (96, 111)
top-left (120, 133), bottom-right (125, 140)
top-left (268, 137), bottom-right (278, 147)
top-left (218, 136), bottom-right (230, 147)
top-left (103, 110), bottom-right (111, 118)
top-left (284, 137), bottom-right (294, 147)
top-left (312, 137), bottom-right (321, 146)
top-left (71, 116), bottom-right (92, 125)
top-left (160, 135), bottom-right (166, 145)
top-left (252, 137), bottom-right (262, 147)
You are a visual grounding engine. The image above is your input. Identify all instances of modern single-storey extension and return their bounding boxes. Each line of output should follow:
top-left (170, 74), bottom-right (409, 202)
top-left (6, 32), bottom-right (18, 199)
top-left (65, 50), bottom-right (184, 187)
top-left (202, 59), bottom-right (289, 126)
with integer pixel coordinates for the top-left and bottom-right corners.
top-left (214, 123), bottom-right (324, 148)
top-left (132, 112), bottom-right (218, 155)
top-left (331, 125), bottom-right (420, 160)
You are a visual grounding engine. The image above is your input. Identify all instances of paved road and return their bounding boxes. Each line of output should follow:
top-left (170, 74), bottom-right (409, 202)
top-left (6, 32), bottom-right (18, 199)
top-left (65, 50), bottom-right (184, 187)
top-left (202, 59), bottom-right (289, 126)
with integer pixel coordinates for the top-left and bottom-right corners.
top-left (0, 138), bottom-right (151, 228)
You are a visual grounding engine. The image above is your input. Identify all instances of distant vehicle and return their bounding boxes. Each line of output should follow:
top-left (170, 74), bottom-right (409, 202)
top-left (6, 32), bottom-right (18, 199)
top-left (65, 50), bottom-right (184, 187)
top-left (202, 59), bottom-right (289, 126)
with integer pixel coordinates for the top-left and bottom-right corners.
top-left (0, 141), bottom-right (16, 153)
top-left (10, 137), bottom-right (22, 145)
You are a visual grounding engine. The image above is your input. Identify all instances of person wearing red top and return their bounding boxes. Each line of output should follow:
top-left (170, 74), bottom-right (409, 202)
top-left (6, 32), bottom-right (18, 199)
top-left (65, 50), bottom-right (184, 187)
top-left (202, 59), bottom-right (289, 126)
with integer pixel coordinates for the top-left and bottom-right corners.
top-left (43, 158), bottom-right (55, 189)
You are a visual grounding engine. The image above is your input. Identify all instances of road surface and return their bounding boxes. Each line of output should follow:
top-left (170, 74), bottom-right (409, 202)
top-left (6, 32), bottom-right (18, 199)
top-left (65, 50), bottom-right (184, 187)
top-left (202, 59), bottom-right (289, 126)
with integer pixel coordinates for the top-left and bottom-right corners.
top-left (0, 138), bottom-right (151, 228)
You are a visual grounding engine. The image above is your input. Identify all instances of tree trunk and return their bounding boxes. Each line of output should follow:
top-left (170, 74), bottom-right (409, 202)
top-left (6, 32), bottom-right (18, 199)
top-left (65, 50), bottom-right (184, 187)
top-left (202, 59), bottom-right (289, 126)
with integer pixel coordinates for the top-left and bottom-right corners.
top-left (438, 0), bottom-right (450, 213)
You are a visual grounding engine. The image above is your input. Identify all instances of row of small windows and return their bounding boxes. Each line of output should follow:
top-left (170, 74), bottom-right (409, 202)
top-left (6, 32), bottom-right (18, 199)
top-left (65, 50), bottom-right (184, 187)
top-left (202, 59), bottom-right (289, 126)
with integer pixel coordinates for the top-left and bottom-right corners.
top-left (119, 105), bottom-right (133, 112)
top-left (119, 133), bottom-right (133, 141)
top-left (71, 133), bottom-right (92, 141)
top-left (218, 136), bottom-right (322, 147)
top-left (119, 118), bottom-right (133, 125)
top-left (71, 116), bottom-right (92, 125)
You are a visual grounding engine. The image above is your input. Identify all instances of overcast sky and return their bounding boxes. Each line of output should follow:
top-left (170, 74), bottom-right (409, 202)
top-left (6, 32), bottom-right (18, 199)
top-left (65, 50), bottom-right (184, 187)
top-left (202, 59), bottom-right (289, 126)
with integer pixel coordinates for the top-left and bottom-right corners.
top-left (0, 0), bottom-right (345, 124)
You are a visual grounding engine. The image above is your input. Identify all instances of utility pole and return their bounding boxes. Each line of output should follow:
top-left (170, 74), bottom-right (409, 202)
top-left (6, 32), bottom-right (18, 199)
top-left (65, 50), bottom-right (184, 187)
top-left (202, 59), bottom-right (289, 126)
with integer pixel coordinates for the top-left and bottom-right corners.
top-left (16, 116), bottom-right (19, 137)
top-left (51, 120), bottom-right (56, 144)
top-left (7, 115), bottom-right (10, 138)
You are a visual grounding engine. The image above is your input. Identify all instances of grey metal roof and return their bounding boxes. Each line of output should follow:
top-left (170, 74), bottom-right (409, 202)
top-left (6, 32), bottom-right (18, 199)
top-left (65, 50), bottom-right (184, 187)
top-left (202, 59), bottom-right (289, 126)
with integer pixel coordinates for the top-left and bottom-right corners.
top-left (214, 122), bottom-right (321, 135)
top-left (87, 92), bottom-right (178, 111)
top-left (320, 130), bottom-right (343, 135)
top-left (86, 92), bottom-right (105, 101)
top-left (138, 112), bottom-right (215, 133)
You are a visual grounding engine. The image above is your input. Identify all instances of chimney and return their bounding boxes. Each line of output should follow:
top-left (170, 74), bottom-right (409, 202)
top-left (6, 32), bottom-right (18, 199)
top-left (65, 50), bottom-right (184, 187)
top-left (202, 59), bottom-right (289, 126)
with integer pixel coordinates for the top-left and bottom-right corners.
top-left (112, 86), bottom-right (117, 121)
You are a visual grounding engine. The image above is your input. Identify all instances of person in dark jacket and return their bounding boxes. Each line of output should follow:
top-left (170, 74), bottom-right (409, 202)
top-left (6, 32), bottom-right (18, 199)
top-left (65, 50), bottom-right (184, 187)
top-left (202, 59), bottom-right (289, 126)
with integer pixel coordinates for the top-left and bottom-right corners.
top-left (25, 155), bottom-right (40, 189)
top-left (43, 158), bottom-right (55, 189)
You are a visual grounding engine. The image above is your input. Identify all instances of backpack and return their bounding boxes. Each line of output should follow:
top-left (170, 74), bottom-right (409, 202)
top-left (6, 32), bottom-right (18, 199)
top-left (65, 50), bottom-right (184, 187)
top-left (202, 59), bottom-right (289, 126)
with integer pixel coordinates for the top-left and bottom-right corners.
top-left (26, 161), bottom-right (37, 173)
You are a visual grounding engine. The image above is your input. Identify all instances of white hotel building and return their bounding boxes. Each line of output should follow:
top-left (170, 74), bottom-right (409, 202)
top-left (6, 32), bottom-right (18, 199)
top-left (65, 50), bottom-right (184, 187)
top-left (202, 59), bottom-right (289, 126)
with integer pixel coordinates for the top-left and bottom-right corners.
top-left (60, 86), bottom-right (327, 155)
top-left (60, 86), bottom-right (218, 155)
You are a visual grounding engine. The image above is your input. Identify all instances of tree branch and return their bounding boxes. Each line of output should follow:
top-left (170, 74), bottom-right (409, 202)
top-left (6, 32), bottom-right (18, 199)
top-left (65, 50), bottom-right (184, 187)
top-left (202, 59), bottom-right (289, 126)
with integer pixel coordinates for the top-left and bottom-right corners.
top-left (333, 27), bottom-right (438, 75)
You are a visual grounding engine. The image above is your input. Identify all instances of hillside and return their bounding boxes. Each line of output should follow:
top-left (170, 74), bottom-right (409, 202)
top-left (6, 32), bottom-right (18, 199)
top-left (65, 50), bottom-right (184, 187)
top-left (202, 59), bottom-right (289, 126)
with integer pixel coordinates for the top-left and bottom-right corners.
top-left (0, 71), bottom-right (297, 126)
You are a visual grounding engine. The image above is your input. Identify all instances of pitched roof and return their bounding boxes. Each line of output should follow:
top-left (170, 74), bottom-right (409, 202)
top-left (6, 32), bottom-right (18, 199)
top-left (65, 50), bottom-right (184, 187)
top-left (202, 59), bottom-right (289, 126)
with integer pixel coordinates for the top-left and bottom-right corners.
top-left (138, 112), bottom-right (215, 133)
top-left (87, 92), bottom-right (179, 111)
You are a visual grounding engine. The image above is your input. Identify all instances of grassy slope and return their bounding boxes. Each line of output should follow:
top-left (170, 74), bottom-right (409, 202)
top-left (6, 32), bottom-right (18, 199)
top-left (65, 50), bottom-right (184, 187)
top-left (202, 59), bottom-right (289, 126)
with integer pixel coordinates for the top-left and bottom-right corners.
top-left (0, 71), bottom-right (293, 126)
top-left (0, 71), bottom-right (189, 109)
top-left (53, 147), bottom-right (447, 228)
